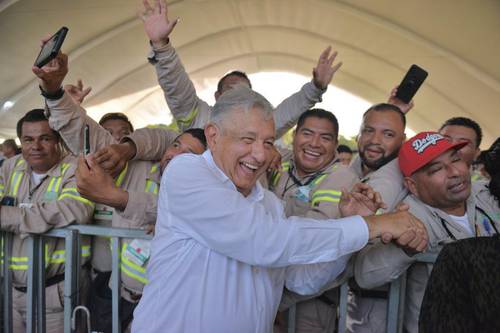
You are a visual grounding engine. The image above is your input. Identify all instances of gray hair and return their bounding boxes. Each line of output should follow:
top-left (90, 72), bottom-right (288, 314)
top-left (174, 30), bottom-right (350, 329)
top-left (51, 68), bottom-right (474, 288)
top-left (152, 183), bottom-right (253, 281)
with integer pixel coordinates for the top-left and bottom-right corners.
top-left (210, 84), bottom-right (274, 131)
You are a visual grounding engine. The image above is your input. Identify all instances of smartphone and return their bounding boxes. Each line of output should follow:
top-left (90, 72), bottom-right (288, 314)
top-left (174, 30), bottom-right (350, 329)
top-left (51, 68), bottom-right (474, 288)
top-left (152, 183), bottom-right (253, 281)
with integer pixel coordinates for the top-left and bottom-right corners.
top-left (83, 124), bottom-right (90, 156)
top-left (1, 196), bottom-right (17, 207)
top-left (395, 65), bottom-right (428, 103)
top-left (34, 26), bottom-right (69, 68)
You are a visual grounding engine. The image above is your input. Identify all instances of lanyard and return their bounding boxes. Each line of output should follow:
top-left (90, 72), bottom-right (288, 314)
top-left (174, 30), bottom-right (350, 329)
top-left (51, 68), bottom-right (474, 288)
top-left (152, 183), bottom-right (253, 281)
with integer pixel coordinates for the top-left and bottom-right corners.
top-left (440, 206), bottom-right (499, 240)
top-left (282, 165), bottom-right (324, 197)
top-left (28, 175), bottom-right (49, 200)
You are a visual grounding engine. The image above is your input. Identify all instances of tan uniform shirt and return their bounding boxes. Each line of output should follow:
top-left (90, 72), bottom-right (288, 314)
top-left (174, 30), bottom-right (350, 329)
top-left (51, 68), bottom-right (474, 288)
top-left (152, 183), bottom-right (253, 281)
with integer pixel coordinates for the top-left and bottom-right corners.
top-left (270, 151), bottom-right (359, 219)
top-left (126, 127), bottom-right (179, 162)
top-left (269, 151), bottom-right (359, 315)
top-left (0, 154), bottom-right (94, 286)
top-left (45, 94), bottom-right (161, 298)
top-left (354, 182), bottom-right (500, 333)
top-left (149, 42), bottom-right (326, 138)
top-left (349, 156), bottom-right (407, 213)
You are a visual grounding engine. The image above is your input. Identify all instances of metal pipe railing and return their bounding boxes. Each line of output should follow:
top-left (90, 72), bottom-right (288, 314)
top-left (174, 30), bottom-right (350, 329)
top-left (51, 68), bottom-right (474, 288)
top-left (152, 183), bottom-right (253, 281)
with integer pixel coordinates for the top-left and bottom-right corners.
top-left (1, 225), bottom-right (152, 333)
top-left (1, 226), bottom-right (436, 333)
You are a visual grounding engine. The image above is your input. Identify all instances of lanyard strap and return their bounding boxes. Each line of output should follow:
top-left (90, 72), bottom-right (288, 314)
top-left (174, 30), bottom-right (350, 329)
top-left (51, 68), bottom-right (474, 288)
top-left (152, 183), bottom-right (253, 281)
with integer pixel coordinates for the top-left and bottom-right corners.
top-left (28, 175), bottom-right (49, 200)
top-left (475, 206), bottom-right (499, 235)
top-left (440, 206), bottom-right (499, 240)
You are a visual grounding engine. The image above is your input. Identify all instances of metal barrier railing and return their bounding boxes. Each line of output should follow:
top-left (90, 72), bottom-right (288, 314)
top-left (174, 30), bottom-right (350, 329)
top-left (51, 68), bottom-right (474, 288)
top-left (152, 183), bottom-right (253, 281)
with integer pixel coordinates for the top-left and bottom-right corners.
top-left (287, 252), bottom-right (438, 333)
top-left (1, 226), bottom-right (436, 333)
top-left (1, 225), bottom-right (152, 333)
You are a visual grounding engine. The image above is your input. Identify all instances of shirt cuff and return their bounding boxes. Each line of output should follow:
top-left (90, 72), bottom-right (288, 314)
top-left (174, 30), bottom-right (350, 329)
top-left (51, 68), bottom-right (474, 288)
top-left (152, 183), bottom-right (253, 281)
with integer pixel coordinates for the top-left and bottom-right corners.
top-left (148, 41), bottom-right (175, 64)
top-left (335, 215), bottom-right (370, 253)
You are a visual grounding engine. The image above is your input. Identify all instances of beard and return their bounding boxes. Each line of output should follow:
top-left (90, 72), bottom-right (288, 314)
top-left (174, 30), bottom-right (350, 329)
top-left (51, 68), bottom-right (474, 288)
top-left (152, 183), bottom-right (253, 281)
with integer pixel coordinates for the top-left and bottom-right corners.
top-left (359, 145), bottom-right (400, 171)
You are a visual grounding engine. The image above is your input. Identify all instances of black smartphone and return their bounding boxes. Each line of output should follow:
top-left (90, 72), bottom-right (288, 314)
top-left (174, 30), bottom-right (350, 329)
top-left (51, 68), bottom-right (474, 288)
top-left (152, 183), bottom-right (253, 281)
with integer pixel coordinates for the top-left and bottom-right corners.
top-left (83, 124), bottom-right (90, 156)
top-left (395, 65), bottom-right (428, 103)
top-left (34, 26), bottom-right (69, 68)
top-left (1, 196), bottom-right (17, 207)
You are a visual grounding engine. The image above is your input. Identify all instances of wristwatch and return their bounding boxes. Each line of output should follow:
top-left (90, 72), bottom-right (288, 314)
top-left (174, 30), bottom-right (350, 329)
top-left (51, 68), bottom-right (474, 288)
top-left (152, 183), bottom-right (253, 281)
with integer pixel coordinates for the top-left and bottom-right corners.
top-left (39, 85), bottom-right (65, 100)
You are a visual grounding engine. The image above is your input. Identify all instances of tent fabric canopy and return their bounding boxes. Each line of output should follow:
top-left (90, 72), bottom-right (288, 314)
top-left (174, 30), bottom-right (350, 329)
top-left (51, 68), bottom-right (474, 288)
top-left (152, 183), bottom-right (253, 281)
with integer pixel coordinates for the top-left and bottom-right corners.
top-left (0, 0), bottom-right (498, 147)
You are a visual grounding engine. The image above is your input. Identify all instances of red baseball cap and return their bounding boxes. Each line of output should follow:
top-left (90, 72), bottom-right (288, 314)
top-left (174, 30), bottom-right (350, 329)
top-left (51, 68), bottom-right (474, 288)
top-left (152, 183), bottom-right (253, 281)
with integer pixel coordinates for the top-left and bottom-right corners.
top-left (398, 131), bottom-right (468, 177)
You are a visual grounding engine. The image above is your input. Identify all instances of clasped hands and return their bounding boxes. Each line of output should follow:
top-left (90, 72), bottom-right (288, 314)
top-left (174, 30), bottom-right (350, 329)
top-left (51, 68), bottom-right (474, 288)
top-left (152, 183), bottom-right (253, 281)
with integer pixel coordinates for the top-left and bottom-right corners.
top-left (339, 183), bottom-right (428, 254)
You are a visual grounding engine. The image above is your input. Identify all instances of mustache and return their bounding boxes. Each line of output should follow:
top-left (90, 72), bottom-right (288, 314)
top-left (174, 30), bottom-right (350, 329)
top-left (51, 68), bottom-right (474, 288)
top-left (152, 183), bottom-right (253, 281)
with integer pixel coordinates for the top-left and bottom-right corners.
top-left (362, 144), bottom-right (385, 154)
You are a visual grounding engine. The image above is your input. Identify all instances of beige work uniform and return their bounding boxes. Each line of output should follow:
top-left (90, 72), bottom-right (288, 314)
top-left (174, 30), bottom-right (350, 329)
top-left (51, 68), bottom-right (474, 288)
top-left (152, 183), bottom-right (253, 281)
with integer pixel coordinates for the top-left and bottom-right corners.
top-left (46, 93), bottom-right (161, 301)
top-left (354, 182), bottom-right (500, 333)
top-left (269, 152), bottom-right (359, 333)
top-left (0, 154), bottom-right (94, 333)
top-left (148, 42), bottom-right (326, 138)
top-left (346, 156), bottom-right (408, 333)
top-left (125, 127), bottom-right (180, 162)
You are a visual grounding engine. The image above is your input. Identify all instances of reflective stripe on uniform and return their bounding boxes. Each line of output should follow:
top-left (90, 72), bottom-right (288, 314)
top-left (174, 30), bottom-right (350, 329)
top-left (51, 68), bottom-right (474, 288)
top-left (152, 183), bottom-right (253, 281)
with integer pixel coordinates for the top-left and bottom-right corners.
top-left (5, 161), bottom-right (92, 271)
top-left (120, 243), bottom-right (148, 285)
top-left (311, 189), bottom-right (342, 206)
top-left (176, 106), bottom-right (199, 128)
top-left (9, 256), bottom-right (28, 270)
top-left (58, 188), bottom-right (94, 207)
top-left (115, 163), bottom-right (128, 187)
top-left (271, 161), bottom-right (291, 187)
top-left (145, 164), bottom-right (159, 194)
top-left (145, 180), bottom-right (159, 194)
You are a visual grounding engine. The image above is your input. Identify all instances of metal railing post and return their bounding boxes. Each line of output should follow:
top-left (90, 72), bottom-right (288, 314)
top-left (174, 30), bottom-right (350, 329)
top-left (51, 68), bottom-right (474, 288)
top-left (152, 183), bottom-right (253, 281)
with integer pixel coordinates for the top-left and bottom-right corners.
top-left (37, 236), bottom-right (46, 333)
top-left (64, 229), bottom-right (79, 333)
top-left (2, 232), bottom-right (13, 333)
top-left (26, 236), bottom-right (40, 333)
top-left (287, 304), bottom-right (296, 333)
top-left (337, 282), bottom-right (349, 333)
top-left (111, 237), bottom-right (121, 333)
top-left (396, 272), bottom-right (407, 333)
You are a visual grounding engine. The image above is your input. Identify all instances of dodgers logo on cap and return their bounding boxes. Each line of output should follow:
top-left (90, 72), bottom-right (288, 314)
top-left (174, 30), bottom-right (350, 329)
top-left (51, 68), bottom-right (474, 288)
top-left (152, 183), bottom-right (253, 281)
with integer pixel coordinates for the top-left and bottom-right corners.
top-left (398, 131), bottom-right (468, 177)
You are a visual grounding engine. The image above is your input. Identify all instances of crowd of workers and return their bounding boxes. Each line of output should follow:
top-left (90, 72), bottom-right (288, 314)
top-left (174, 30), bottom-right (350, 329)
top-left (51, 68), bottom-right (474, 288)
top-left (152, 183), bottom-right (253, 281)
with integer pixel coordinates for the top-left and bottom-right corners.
top-left (1, 0), bottom-right (499, 332)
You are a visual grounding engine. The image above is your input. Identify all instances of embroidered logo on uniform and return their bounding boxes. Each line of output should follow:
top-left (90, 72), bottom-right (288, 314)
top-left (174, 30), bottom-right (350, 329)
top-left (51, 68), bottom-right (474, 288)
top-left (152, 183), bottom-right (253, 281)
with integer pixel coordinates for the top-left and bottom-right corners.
top-left (412, 133), bottom-right (444, 154)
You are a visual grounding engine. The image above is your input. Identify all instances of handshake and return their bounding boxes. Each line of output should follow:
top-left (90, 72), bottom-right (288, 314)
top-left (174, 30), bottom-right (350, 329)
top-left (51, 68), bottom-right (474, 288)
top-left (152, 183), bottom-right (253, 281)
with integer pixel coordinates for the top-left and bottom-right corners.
top-left (339, 183), bottom-right (428, 253)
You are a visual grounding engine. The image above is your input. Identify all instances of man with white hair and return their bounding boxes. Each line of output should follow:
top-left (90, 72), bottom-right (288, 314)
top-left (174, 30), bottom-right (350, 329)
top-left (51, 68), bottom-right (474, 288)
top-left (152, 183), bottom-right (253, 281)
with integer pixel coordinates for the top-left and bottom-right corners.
top-left (131, 86), bottom-right (428, 332)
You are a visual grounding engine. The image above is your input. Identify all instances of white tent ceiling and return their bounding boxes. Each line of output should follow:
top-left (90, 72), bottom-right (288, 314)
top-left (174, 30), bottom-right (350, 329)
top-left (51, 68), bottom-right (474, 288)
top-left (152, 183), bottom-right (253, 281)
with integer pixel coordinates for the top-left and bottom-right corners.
top-left (0, 0), bottom-right (498, 147)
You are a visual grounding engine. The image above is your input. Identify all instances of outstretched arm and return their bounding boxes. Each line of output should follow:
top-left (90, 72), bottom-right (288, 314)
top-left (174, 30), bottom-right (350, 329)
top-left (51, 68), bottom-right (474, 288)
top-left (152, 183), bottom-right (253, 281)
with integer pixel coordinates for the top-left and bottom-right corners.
top-left (274, 46), bottom-right (342, 138)
top-left (140, 0), bottom-right (211, 130)
top-left (32, 50), bottom-right (117, 154)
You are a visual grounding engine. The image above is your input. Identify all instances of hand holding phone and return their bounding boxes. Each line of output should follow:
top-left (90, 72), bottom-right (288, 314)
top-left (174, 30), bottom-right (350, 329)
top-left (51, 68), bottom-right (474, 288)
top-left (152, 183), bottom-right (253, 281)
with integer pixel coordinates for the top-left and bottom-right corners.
top-left (34, 27), bottom-right (68, 68)
top-left (83, 125), bottom-right (90, 156)
top-left (395, 65), bottom-right (428, 104)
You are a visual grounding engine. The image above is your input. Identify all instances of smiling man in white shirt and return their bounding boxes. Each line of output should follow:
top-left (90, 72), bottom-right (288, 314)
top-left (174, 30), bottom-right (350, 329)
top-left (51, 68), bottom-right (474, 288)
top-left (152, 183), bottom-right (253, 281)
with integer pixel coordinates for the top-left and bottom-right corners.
top-left (131, 86), bottom-right (427, 333)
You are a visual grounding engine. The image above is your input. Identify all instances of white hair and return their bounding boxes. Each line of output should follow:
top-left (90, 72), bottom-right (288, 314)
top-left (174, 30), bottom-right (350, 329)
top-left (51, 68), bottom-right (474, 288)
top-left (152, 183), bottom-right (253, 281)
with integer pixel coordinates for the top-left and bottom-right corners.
top-left (210, 84), bottom-right (274, 131)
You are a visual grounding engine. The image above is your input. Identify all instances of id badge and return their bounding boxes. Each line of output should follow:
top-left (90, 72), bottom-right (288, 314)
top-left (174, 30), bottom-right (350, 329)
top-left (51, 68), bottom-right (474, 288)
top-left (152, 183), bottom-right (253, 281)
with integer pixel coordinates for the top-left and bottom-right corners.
top-left (19, 202), bottom-right (34, 209)
top-left (123, 239), bottom-right (151, 267)
top-left (43, 191), bottom-right (58, 202)
top-left (93, 203), bottom-right (114, 221)
top-left (294, 185), bottom-right (311, 203)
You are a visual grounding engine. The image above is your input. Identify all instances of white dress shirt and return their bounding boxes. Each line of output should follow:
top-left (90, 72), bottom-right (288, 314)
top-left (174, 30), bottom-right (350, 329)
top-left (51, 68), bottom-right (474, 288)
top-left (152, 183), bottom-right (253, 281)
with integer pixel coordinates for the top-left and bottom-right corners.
top-left (132, 151), bottom-right (369, 333)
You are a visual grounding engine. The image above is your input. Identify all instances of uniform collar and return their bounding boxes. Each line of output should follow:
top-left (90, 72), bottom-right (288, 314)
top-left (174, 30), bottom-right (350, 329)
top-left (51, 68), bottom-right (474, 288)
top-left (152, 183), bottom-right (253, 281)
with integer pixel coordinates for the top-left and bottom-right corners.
top-left (349, 155), bottom-right (365, 179)
top-left (408, 191), bottom-right (476, 224)
top-left (14, 154), bottom-right (67, 177)
top-left (288, 156), bottom-right (339, 181)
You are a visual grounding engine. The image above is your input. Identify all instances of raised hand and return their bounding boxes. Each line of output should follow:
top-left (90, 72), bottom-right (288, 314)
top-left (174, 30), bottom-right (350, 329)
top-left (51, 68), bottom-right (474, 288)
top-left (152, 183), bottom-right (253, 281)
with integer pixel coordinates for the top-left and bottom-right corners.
top-left (32, 36), bottom-right (68, 94)
top-left (64, 79), bottom-right (92, 104)
top-left (139, 0), bottom-right (179, 48)
top-left (388, 86), bottom-right (414, 114)
top-left (94, 142), bottom-right (137, 178)
top-left (312, 46), bottom-right (342, 90)
top-left (339, 183), bottom-right (387, 217)
top-left (76, 154), bottom-right (128, 210)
